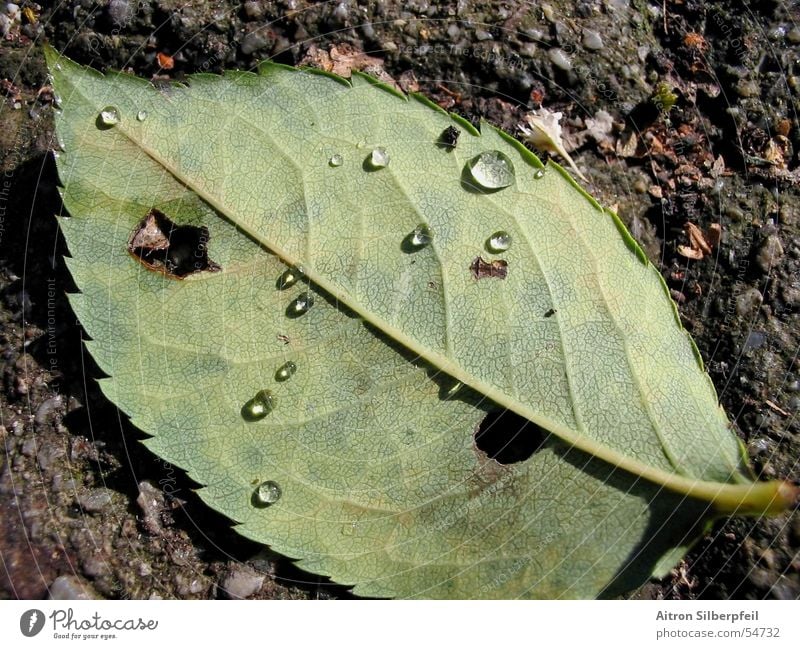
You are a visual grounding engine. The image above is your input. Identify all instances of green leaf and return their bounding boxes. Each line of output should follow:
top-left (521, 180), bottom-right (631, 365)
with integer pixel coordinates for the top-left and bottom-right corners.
top-left (47, 47), bottom-right (797, 598)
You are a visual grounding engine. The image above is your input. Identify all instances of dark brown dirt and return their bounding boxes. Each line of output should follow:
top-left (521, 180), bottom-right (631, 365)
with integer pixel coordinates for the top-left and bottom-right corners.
top-left (1, 0), bottom-right (798, 599)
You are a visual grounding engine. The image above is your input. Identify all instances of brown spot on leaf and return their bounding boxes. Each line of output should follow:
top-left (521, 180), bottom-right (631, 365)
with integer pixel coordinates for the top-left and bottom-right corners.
top-left (128, 209), bottom-right (221, 278)
top-left (470, 256), bottom-right (508, 280)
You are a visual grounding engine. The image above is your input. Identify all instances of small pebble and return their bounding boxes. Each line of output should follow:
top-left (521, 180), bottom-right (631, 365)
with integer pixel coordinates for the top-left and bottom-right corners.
top-left (137, 480), bottom-right (164, 535)
top-left (106, 0), bottom-right (131, 25)
top-left (82, 554), bottom-right (110, 578)
top-left (49, 575), bottom-right (98, 600)
top-left (243, 0), bottom-right (264, 19)
top-left (241, 30), bottom-right (269, 55)
top-left (37, 444), bottom-right (65, 472)
top-left (3, 3), bottom-right (20, 21)
top-left (781, 285), bottom-right (800, 308)
top-left (221, 567), bottom-right (265, 599)
top-left (21, 438), bottom-right (37, 457)
top-left (736, 79), bottom-right (760, 98)
top-left (174, 574), bottom-right (205, 596)
top-left (547, 48), bottom-right (571, 71)
top-left (582, 28), bottom-right (603, 50)
top-left (34, 395), bottom-right (63, 426)
top-left (742, 331), bottom-right (766, 352)
top-left (735, 287), bottom-right (762, 316)
top-left (755, 235), bottom-right (784, 273)
top-left (77, 488), bottom-right (114, 513)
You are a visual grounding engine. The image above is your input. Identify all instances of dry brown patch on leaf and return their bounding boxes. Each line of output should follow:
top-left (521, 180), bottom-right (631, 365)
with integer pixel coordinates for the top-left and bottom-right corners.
top-left (470, 256), bottom-right (508, 280)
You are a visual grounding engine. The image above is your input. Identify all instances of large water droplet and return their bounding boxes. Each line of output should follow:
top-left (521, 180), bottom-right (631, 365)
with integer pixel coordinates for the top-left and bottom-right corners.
top-left (253, 480), bottom-right (282, 507)
top-left (98, 106), bottom-right (120, 127)
top-left (275, 361), bottom-right (297, 382)
top-left (466, 151), bottom-right (515, 190)
top-left (407, 224), bottom-right (432, 250)
top-left (486, 231), bottom-right (512, 253)
top-left (276, 266), bottom-right (304, 290)
top-left (329, 154), bottom-right (343, 167)
top-left (136, 110), bottom-right (148, 122)
top-left (369, 147), bottom-right (390, 169)
top-left (289, 292), bottom-right (314, 316)
top-left (241, 389), bottom-right (276, 421)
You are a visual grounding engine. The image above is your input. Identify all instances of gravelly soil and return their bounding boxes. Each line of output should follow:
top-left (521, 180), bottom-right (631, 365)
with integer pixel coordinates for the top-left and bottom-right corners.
top-left (0, 0), bottom-right (798, 599)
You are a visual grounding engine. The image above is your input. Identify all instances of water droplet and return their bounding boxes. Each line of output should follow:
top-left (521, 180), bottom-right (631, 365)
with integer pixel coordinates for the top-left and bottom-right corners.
top-left (533, 168), bottom-right (545, 180)
top-left (369, 147), bottom-right (390, 169)
top-left (329, 153), bottom-right (343, 167)
top-left (276, 266), bottom-right (304, 290)
top-left (289, 291), bottom-right (314, 316)
top-left (98, 106), bottom-right (120, 127)
top-left (275, 361), bottom-right (297, 382)
top-left (241, 390), bottom-right (276, 421)
top-left (54, 63), bottom-right (62, 71)
top-left (443, 380), bottom-right (463, 399)
top-left (486, 231), bottom-right (512, 253)
top-left (136, 110), bottom-right (148, 122)
top-left (52, 93), bottom-right (63, 108)
top-left (466, 151), bottom-right (515, 190)
top-left (406, 224), bottom-right (432, 250)
top-left (253, 480), bottom-right (282, 507)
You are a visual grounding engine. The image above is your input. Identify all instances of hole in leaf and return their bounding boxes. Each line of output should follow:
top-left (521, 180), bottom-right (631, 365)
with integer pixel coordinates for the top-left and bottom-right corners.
top-left (128, 209), bottom-right (221, 278)
top-left (474, 410), bottom-right (548, 464)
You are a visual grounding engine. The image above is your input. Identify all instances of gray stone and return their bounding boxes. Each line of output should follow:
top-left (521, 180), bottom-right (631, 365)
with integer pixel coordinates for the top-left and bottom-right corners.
top-left (755, 235), bottom-right (784, 273)
top-left (221, 567), bottom-right (265, 599)
top-left (49, 575), bottom-right (98, 600)
top-left (547, 48), bottom-right (571, 71)
top-left (77, 488), bottom-right (114, 513)
top-left (582, 29), bottom-right (604, 50)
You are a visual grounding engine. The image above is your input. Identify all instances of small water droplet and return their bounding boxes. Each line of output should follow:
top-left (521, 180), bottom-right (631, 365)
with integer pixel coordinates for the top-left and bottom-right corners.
top-left (329, 153), bottom-right (343, 167)
top-left (289, 291), bottom-right (314, 316)
top-left (52, 93), bottom-right (63, 108)
top-left (253, 480), bottom-right (282, 507)
top-left (98, 106), bottom-right (120, 127)
top-left (466, 151), bottom-right (515, 190)
top-left (241, 389), bottom-right (276, 421)
top-left (407, 224), bottom-right (432, 250)
top-left (275, 361), bottom-right (297, 382)
top-left (54, 63), bottom-right (62, 71)
top-left (276, 266), bottom-right (304, 290)
top-left (486, 231), bottom-right (512, 253)
top-left (443, 380), bottom-right (463, 399)
top-left (369, 147), bottom-right (390, 169)
top-left (136, 110), bottom-right (148, 122)
top-left (533, 168), bottom-right (545, 180)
